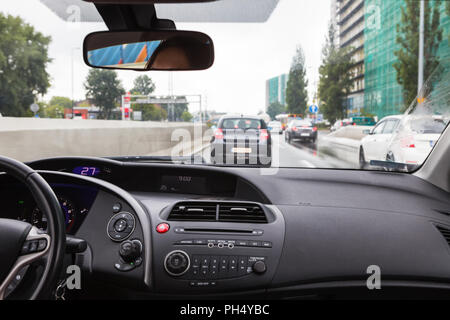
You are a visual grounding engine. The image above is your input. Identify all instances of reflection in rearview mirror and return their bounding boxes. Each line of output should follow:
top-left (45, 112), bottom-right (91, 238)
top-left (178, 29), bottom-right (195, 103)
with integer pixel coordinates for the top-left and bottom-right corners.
top-left (87, 40), bottom-right (163, 70)
top-left (83, 30), bottom-right (214, 71)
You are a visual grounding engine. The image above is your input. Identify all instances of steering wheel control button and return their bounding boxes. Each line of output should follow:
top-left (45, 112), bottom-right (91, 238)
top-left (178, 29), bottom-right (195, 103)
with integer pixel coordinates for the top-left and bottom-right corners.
top-left (107, 212), bottom-right (135, 242)
top-left (164, 250), bottom-right (190, 276)
top-left (112, 203), bottom-right (122, 213)
top-left (156, 223), bottom-right (170, 233)
top-left (20, 239), bottom-right (48, 255)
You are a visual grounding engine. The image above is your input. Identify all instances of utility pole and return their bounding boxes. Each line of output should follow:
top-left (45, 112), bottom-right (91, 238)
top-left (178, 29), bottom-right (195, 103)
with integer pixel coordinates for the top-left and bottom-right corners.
top-left (418, 0), bottom-right (425, 96)
top-left (71, 47), bottom-right (80, 119)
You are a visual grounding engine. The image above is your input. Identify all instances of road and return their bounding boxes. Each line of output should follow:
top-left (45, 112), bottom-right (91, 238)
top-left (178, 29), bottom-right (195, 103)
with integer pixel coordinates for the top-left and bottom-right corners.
top-left (198, 131), bottom-right (356, 169)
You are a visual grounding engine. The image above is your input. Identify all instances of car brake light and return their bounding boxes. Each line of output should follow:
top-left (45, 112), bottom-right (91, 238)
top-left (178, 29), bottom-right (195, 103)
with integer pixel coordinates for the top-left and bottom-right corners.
top-left (313, 127), bottom-right (317, 131)
top-left (292, 127), bottom-right (298, 132)
top-left (259, 129), bottom-right (269, 141)
top-left (214, 128), bottom-right (224, 140)
top-left (400, 136), bottom-right (415, 148)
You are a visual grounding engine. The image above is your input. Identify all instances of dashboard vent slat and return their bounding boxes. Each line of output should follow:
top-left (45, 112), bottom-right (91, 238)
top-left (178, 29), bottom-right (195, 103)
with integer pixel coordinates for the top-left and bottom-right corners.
top-left (167, 202), bottom-right (268, 223)
top-left (218, 203), bottom-right (267, 223)
top-left (168, 202), bottom-right (217, 221)
top-left (435, 225), bottom-right (450, 247)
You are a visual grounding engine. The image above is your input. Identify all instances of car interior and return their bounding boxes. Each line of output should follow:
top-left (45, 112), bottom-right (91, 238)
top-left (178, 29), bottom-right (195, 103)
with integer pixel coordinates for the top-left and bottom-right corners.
top-left (0, 0), bottom-right (449, 302)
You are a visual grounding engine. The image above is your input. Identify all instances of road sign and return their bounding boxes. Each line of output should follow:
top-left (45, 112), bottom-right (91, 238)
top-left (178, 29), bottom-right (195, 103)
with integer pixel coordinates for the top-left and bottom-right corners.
top-left (30, 103), bottom-right (39, 113)
top-left (309, 105), bottom-right (318, 113)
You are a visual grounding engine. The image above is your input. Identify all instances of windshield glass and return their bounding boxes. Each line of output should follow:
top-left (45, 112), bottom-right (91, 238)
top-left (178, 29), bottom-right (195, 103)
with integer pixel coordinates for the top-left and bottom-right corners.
top-left (0, 0), bottom-right (449, 172)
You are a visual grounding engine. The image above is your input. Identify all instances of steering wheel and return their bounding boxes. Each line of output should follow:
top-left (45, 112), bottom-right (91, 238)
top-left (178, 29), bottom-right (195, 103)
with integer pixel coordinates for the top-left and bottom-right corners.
top-left (0, 156), bottom-right (66, 299)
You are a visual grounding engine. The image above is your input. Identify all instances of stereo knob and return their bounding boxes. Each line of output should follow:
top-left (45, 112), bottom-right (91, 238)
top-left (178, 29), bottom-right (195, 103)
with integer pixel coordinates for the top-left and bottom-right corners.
top-left (164, 250), bottom-right (190, 276)
top-left (252, 260), bottom-right (267, 274)
top-left (119, 240), bottom-right (142, 263)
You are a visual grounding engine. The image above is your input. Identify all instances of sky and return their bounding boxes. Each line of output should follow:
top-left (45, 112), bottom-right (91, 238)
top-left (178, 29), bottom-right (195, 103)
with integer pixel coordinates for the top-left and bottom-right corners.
top-left (1, 0), bottom-right (331, 115)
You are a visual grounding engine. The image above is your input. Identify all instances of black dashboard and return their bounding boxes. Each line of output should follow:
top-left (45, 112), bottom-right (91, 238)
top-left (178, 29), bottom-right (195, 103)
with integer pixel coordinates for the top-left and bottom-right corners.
top-left (2, 156), bottom-right (450, 299)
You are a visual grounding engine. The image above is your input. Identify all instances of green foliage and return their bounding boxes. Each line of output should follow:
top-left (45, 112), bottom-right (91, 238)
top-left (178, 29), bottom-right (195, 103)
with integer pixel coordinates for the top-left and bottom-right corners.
top-left (132, 104), bottom-right (167, 121)
top-left (181, 111), bottom-right (193, 122)
top-left (84, 69), bottom-right (125, 119)
top-left (0, 13), bottom-right (51, 116)
top-left (161, 96), bottom-right (189, 121)
top-left (267, 101), bottom-right (286, 120)
top-left (318, 22), bottom-right (353, 124)
top-left (43, 104), bottom-right (64, 118)
top-left (49, 96), bottom-right (72, 109)
top-left (393, 0), bottom-right (442, 111)
top-left (286, 46), bottom-right (308, 114)
top-left (131, 75), bottom-right (156, 95)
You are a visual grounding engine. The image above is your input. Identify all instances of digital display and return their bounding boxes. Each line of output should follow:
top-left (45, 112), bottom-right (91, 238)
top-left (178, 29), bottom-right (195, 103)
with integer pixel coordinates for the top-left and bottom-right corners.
top-left (160, 175), bottom-right (207, 194)
top-left (72, 166), bottom-right (101, 176)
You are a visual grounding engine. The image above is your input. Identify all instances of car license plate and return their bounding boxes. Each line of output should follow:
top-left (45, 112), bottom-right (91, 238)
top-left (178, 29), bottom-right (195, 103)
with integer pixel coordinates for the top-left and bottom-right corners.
top-left (231, 147), bottom-right (252, 154)
top-left (301, 133), bottom-right (310, 136)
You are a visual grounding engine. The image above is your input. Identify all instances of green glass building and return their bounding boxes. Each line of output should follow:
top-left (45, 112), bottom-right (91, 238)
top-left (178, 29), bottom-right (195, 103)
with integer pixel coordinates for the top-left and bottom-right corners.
top-left (265, 74), bottom-right (288, 110)
top-left (363, 0), bottom-right (449, 119)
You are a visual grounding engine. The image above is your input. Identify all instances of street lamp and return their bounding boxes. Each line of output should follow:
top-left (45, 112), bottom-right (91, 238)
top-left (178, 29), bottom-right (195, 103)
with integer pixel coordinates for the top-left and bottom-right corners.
top-left (71, 47), bottom-right (81, 119)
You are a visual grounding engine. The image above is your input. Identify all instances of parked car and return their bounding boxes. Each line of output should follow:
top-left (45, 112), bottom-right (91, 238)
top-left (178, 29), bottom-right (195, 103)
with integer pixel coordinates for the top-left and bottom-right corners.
top-left (330, 119), bottom-right (352, 132)
top-left (285, 119), bottom-right (318, 143)
top-left (210, 115), bottom-right (271, 166)
top-left (350, 116), bottom-right (376, 126)
top-left (386, 115), bottom-right (447, 165)
top-left (268, 121), bottom-right (283, 134)
top-left (359, 115), bottom-right (403, 168)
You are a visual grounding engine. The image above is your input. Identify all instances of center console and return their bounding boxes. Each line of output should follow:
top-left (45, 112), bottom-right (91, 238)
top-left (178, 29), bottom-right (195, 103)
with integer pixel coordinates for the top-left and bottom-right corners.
top-left (149, 201), bottom-right (285, 293)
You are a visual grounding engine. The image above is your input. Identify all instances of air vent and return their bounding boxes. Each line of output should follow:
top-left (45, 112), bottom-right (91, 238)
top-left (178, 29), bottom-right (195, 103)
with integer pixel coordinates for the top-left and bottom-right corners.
top-left (168, 202), bottom-right (268, 223)
top-left (218, 203), bottom-right (267, 223)
top-left (168, 202), bottom-right (217, 221)
top-left (435, 224), bottom-right (450, 247)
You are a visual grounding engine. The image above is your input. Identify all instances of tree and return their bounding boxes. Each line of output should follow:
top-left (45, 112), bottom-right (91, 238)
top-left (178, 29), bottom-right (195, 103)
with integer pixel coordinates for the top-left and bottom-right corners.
top-left (286, 46), bottom-right (308, 114)
top-left (42, 96), bottom-right (71, 118)
top-left (318, 22), bottom-right (353, 124)
top-left (84, 69), bottom-right (125, 119)
top-left (131, 75), bottom-right (156, 95)
top-left (161, 96), bottom-right (189, 121)
top-left (0, 13), bottom-right (51, 116)
top-left (393, 0), bottom-right (442, 111)
top-left (132, 104), bottom-right (167, 121)
top-left (181, 111), bottom-right (193, 122)
top-left (267, 101), bottom-right (286, 120)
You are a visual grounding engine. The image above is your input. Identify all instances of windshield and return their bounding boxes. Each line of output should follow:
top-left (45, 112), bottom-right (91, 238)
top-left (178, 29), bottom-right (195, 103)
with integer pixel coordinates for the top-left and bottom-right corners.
top-left (0, 0), bottom-right (449, 172)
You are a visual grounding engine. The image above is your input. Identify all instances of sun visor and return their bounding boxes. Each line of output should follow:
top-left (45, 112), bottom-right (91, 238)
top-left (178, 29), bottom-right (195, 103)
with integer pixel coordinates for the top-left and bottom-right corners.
top-left (39, 0), bottom-right (279, 23)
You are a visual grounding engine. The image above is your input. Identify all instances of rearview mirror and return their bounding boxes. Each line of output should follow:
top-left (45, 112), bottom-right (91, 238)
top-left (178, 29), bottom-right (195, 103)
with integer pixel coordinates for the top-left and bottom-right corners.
top-left (83, 30), bottom-right (214, 71)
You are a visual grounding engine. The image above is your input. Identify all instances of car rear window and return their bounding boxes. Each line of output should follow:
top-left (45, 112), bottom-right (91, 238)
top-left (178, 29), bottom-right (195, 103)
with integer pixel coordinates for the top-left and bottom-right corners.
top-left (410, 118), bottom-right (446, 134)
top-left (292, 120), bottom-right (312, 127)
top-left (221, 118), bottom-right (265, 130)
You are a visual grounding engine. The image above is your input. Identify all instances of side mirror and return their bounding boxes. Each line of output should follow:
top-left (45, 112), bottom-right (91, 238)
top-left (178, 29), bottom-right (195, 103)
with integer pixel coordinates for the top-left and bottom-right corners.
top-left (362, 129), bottom-right (372, 135)
top-left (83, 30), bottom-right (214, 71)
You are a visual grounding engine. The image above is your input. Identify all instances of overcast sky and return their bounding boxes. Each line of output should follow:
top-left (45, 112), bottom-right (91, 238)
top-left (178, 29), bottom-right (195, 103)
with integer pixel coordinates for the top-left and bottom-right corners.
top-left (1, 0), bottom-right (331, 115)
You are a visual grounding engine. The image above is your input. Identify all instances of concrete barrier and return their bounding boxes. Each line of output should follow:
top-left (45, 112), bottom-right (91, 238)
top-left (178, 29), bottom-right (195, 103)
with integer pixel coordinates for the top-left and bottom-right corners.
top-left (0, 117), bottom-right (209, 162)
top-left (318, 126), bottom-right (374, 167)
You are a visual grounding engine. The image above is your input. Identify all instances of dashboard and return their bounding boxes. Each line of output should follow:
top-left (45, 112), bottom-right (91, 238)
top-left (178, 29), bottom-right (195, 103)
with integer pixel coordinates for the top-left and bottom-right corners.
top-left (1, 156), bottom-right (450, 299)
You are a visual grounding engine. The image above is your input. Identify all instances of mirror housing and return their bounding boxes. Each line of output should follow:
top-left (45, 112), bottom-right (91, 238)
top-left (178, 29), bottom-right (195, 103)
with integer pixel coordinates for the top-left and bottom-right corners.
top-left (83, 30), bottom-right (214, 71)
top-left (362, 129), bottom-right (372, 135)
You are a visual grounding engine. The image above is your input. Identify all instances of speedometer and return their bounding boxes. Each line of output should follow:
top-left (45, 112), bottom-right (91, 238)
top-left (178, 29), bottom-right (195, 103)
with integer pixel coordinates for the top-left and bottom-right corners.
top-left (31, 197), bottom-right (77, 232)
